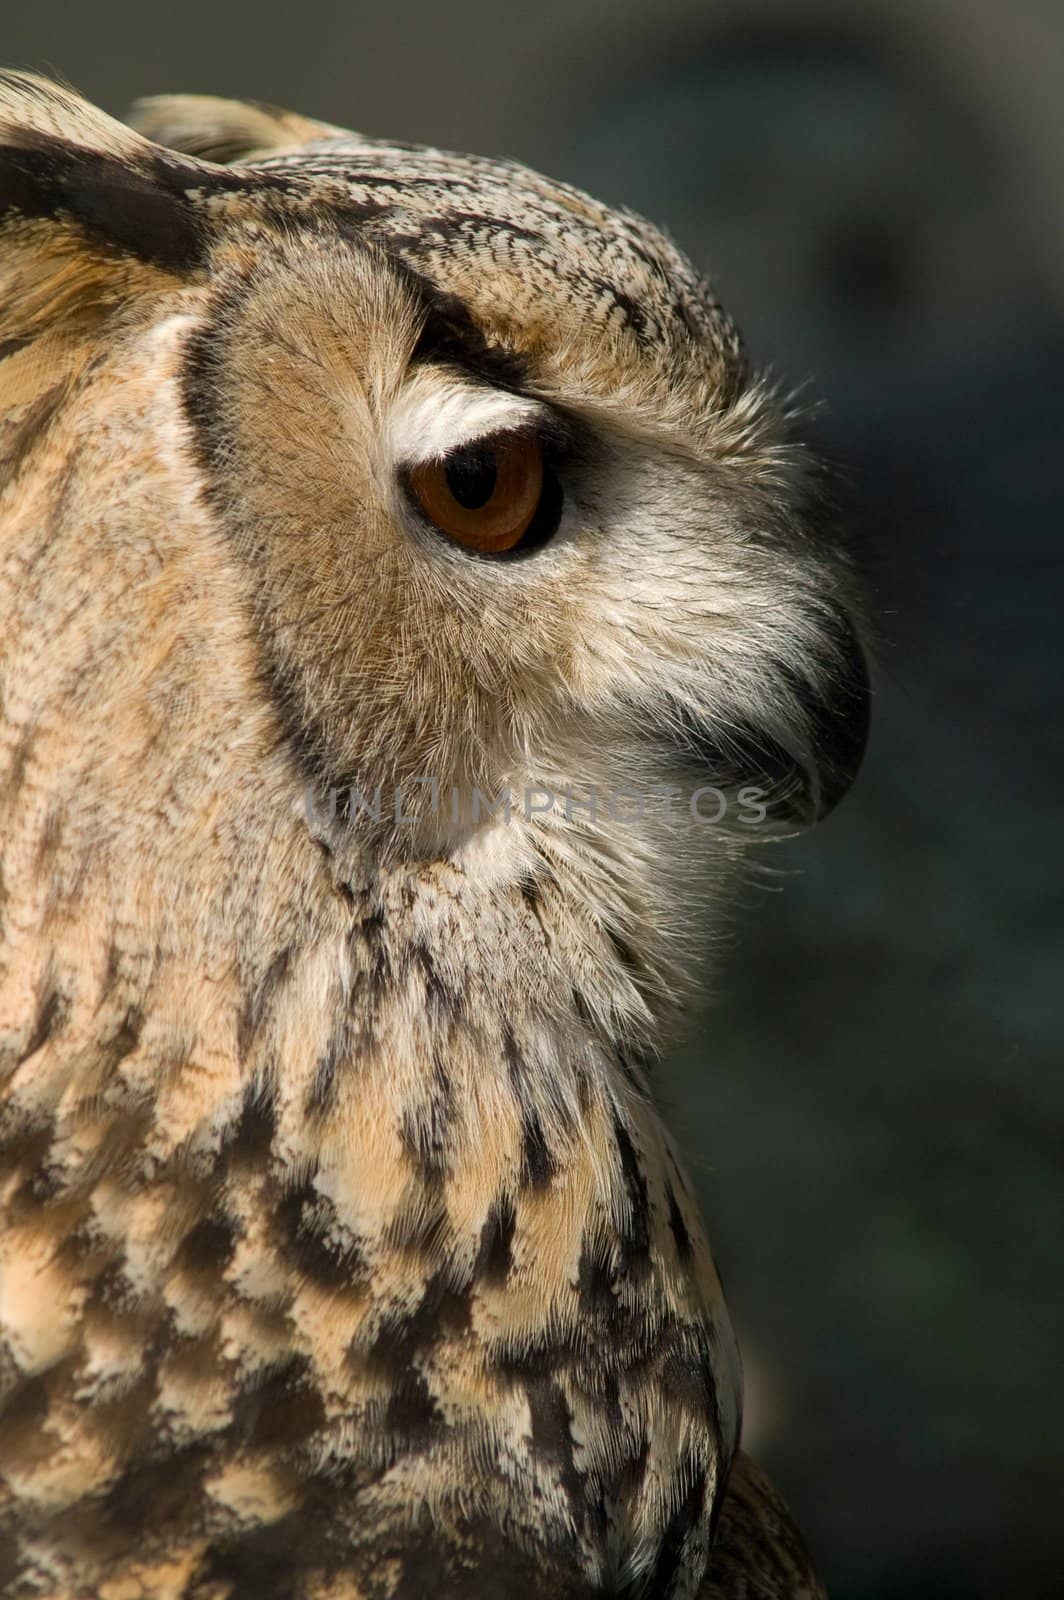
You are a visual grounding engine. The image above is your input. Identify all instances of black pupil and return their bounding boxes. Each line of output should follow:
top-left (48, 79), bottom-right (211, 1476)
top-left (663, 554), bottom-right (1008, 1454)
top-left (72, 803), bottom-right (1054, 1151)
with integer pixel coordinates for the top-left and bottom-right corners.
top-left (445, 444), bottom-right (498, 510)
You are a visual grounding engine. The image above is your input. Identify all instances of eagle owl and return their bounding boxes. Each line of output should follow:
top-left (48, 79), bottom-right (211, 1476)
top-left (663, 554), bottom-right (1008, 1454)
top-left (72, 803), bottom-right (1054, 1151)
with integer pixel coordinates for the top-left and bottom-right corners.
top-left (0, 75), bottom-right (868, 1599)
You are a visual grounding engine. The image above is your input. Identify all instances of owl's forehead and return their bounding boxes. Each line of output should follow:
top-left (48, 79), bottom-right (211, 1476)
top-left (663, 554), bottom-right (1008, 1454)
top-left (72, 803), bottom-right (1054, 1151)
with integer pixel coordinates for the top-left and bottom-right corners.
top-left (249, 138), bottom-right (747, 411)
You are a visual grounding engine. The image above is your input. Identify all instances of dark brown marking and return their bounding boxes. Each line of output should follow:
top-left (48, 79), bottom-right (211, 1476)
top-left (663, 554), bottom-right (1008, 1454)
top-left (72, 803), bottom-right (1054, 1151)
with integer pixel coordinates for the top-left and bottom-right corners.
top-left (661, 1339), bottom-right (717, 1422)
top-left (0, 385), bottom-right (66, 474)
top-left (276, 1180), bottom-right (366, 1291)
top-left (222, 1082), bottom-right (278, 1165)
top-left (643, 1464), bottom-right (707, 1598)
top-left (503, 1026), bottom-right (558, 1190)
top-left (526, 1378), bottom-right (584, 1521)
top-left (232, 1355), bottom-right (326, 1450)
top-left (365, 1268), bottom-right (473, 1379)
top-left (30, 809), bottom-right (63, 877)
top-left (571, 985), bottom-right (595, 1031)
top-left (411, 276), bottom-right (530, 394)
top-left (665, 1183), bottom-right (692, 1262)
top-left (612, 1115), bottom-right (651, 1274)
top-left (238, 945), bottom-right (292, 1061)
top-left (0, 1372), bottom-right (48, 1432)
top-left (475, 1195), bottom-right (516, 1286)
top-left (305, 1017), bottom-right (346, 1115)
top-left (384, 1365), bottom-right (442, 1447)
top-left (197, 1512), bottom-right (316, 1600)
top-left (493, 1326), bottom-right (584, 1385)
top-left (412, 939), bottom-right (462, 1020)
top-left (102, 1440), bottom-right (212, 1543)
top-left (605, 924), bottom-right (642, 984)
top-left (17, 986), bottom-right (66, 1064)
top-left (84, 1257), bottom-right (141, 1316)
top-left (616, 1433), bottom-right (651, 1506)
top-left (1, 138), bottom-right (203, 270)
top-left (399, 1047), bottom-right (453, 1180)
top-left (177, 1213), bottom-right (238, 1274)
top-left (105, 1005), bottom-right (145, 1069)
top-left (576, 1234), bottom-right (616, 1319)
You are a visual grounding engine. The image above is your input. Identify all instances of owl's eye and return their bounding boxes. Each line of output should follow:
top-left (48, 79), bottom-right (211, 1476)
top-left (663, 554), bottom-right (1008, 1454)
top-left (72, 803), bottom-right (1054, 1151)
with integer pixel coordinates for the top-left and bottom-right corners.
top-left (406, 431), bottom-right (561, 556)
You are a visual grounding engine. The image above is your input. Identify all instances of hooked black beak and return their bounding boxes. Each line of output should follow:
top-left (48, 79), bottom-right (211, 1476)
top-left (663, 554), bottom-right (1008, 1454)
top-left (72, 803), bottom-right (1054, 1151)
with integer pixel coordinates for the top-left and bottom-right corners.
top-left (672, 609), bottom-right (870, 830)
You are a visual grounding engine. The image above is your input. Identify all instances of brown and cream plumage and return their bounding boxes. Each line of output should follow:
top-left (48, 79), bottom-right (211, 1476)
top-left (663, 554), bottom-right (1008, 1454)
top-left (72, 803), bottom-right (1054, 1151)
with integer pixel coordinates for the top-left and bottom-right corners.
top-left (0, 74), bottom-right (867, 1598)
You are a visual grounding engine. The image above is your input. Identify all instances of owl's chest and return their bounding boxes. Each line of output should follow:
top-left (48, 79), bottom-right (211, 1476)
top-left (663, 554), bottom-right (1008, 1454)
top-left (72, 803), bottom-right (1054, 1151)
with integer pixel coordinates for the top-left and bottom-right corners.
top-left (233, 1023), bottom-right (735, 1583)
top-left (1, 1019), bottom-right (737, 1599)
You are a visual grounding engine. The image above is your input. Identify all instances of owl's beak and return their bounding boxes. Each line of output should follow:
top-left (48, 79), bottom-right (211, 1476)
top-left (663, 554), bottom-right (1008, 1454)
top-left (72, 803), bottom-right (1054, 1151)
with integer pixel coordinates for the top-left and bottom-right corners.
top-left (671, 611), bottom-right (871, 832)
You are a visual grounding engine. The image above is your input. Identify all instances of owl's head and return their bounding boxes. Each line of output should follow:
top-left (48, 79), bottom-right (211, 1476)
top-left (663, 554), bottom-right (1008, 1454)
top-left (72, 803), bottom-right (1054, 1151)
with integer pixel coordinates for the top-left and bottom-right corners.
top-left (0, 75), bottom-right (867, 981)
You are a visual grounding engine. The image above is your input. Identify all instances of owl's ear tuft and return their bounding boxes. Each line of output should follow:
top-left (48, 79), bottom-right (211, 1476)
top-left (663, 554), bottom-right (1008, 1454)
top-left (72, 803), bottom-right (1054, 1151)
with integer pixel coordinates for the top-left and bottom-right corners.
top-left (0, 72), bottom-right (207, 273)
top-left (0, 73), bottom-right (143, 159)
top-left (128, 93), bottom-right (346, 164)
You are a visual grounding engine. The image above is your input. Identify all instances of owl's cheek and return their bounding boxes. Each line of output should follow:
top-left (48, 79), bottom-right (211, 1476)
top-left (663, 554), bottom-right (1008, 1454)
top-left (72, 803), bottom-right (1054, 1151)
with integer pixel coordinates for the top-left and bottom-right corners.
top-left (670, 609), bottom-right (870, 831)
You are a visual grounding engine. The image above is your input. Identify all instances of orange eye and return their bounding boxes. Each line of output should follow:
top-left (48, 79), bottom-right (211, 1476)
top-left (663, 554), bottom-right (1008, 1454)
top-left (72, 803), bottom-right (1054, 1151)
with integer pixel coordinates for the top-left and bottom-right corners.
top-left (407, 431), bottom-right (549, 555)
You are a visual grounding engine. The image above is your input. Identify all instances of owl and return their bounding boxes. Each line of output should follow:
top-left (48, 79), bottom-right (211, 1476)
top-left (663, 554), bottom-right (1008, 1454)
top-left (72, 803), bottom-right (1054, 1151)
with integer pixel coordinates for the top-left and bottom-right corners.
top-left (0, 74), bottom-right (868, 1599)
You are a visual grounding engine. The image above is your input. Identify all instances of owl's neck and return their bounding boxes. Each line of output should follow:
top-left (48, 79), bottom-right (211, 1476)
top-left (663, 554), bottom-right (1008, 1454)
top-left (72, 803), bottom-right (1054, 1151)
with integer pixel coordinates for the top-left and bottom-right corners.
top-left (298, 782), bottom-right (681, 1080)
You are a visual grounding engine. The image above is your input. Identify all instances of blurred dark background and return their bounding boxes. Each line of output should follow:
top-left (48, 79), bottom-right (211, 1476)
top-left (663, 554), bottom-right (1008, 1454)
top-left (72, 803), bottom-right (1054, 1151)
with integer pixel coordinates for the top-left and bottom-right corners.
top-left (5, 2), bottom-right (1061, 1595)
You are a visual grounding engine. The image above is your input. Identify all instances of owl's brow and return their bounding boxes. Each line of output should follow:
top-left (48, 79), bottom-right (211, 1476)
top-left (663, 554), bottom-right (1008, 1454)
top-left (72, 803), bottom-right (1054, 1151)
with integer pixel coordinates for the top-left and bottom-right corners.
top-left (405, 271), bottom-right (530, 396)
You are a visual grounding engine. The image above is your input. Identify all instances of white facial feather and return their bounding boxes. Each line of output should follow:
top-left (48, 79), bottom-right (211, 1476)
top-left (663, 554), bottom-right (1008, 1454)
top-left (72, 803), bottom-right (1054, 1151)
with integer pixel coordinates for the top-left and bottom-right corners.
top-left (386, 365), bottom-right (546, 466)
